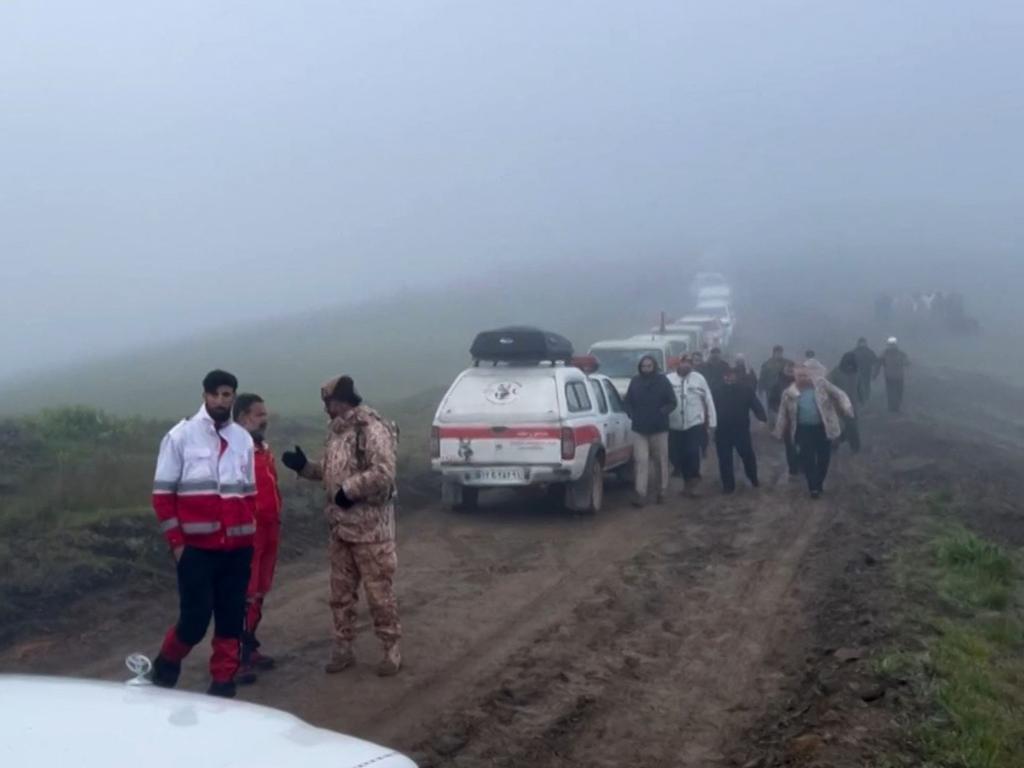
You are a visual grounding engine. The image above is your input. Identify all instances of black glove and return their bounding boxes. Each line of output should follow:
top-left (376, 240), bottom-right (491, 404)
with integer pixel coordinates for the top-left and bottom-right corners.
top-left (281, 445), bottom-right (307, 473)
top-left (334, 485), bottom-right (356, 509)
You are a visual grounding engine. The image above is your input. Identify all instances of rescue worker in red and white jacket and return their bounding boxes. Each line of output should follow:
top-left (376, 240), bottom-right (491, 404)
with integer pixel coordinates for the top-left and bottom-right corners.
top-left (232, 393), bottom-right (283, 683)
top-left (148, 370), bottom-right (257, 698)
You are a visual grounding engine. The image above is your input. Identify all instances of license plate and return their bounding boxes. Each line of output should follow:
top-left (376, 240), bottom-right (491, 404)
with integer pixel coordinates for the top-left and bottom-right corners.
top-left (468, 468), bottom-right (526, 483)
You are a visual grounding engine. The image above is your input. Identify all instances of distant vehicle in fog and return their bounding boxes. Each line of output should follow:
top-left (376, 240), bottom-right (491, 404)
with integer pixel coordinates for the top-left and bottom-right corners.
top-left (630, 332), bottom-right (691, 360)
top-left (589, 337), bottom-right (675, 396)
top-left (675, 313), bottom-right (728, 351)
top-left (690, 271), bottom-right (730, 299)
top-left (694, 299), bottom-right (736, 344)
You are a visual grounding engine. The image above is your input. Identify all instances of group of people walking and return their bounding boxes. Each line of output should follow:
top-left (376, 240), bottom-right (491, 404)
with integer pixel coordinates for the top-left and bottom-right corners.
top-left (147, 370), bottom-right (402, 698)
top-left (622, 337), bottom-right (910, 503)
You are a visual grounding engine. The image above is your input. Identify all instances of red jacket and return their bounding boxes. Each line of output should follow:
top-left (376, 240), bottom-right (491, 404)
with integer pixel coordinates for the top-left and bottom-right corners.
top-left (152, 406), bottom-right (257, 551)
top-left (254, 443), bottom-right (283, 523)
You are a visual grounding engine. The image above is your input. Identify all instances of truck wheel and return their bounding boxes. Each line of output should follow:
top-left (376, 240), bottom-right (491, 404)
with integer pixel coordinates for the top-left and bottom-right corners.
top-left (442, 482), bottom-right (479, 511)
top-left (566, 454), bottom-right (604, 514)
top-left (458, 486), bottom-right (480, 511)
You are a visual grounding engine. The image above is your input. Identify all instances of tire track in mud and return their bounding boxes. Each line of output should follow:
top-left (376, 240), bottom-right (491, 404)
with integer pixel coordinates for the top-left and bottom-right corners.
top-left (409, 448), bottom-right (847, 768)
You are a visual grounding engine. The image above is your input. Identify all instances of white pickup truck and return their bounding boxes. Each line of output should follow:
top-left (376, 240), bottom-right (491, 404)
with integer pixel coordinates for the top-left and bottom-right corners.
top-left (431, 329), bottom-right (634, 513)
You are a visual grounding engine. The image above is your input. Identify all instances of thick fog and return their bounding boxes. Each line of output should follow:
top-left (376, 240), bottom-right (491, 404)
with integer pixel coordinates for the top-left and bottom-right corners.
top-left (2, 1), bottom-right (1023, 380)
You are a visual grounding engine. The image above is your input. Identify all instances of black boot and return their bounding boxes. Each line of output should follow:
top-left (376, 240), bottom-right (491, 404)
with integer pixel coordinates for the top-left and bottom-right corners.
top-left (148, 655), bottom-right (181, 689)
top-left (207, 680), bottom-right (237, 698)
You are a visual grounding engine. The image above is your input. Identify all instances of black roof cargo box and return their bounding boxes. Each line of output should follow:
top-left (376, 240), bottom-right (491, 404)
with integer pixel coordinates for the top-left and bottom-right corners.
top-left (470, 326), bottom-right (574, 364)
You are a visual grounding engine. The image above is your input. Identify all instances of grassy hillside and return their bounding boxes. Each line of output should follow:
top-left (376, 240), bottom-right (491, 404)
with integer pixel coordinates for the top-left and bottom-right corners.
top-left (0, 266), bottom-right (686, 419)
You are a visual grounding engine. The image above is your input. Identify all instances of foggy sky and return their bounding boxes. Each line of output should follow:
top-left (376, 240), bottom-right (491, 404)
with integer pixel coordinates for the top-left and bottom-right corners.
top-left (2, 1), bottom-right (1023, 378)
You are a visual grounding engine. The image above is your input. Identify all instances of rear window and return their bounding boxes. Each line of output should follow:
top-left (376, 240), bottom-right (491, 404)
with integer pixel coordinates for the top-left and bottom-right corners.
top-left (438, 372), bottom-right (559, 423)
top-left (590, 348), bottom-right (666, 377)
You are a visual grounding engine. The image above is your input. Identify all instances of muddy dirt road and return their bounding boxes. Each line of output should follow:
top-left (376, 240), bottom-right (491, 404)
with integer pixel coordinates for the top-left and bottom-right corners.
top-left (5, 352), bottom-right (1024, 766)
top-left (3, 409), bottom-right (900, 768)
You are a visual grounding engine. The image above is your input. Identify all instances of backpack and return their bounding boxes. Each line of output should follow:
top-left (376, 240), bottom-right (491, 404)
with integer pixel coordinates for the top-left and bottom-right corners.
top-left (355, 413), bottom-right (400, 501)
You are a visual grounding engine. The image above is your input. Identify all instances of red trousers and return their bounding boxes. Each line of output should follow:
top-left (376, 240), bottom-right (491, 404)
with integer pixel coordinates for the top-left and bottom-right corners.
top-left (245, 520), bottom-right (280, 637)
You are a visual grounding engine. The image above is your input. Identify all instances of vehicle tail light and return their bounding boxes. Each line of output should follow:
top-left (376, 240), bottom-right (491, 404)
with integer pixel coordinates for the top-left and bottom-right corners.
top-left (430, 427), bottom-right (440, 459)
top-left (561, 427), bottom-right (576, 460)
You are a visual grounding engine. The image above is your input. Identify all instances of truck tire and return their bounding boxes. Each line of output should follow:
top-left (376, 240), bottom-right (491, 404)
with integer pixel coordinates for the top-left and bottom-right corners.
top-left (460, 486), bottom-right (480, 510)
top-left (442, 481), bottom-right (479, 511)
top-left (566, 452), bottom-right (604, 514)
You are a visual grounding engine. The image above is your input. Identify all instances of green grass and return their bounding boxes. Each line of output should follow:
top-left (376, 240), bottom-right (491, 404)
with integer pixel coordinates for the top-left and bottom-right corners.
top-left (934, 528), bottom-right (1016, 611)
top-left (886, 511), bottom-right (1024, 768)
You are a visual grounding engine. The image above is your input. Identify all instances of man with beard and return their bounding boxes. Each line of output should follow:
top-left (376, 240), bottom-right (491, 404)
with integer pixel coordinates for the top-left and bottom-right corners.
top-left (149, 370), bottom-right (257, 698)
top-left (714, 365), bottom-right (767, 493)
top-left (624, 355), bottom-right (677, 507)
top-left (232, 393), bottom-right (283, 683)
top-left (283, 375), bottom-right (402, 676)
top-left (667, 355), bottom-right (716, 497)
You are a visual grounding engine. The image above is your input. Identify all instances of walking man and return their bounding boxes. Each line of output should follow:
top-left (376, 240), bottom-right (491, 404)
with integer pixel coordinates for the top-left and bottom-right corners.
top-left (713, 366), bottom-right (767, 493)
top-left (149, 370), bottom-right (257, 698)
top-left (775, 363), bottom-right (854, 498)
top-left (851, 337), bottom-right (879, 404)
top-left (879, 337), bottom-right (910, 413)
top-left (624, 355), bottom-right (677, 507)
top-left (667, 355), bottom-right (717, 497)
top-left (828, 354), bottom-right (862, 453)
top-left (233, 393), bottom-right (283, 683)
top-left (758, 345), bottom-right (792, 401)
top-left (282, 375), bottom-right (402, 676)
top-left (701, 347), bottom-right (731, 391)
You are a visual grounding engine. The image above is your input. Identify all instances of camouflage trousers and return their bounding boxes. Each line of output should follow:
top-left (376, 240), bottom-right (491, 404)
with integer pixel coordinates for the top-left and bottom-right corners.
top-left (328, 535), bottom-right (401, 646)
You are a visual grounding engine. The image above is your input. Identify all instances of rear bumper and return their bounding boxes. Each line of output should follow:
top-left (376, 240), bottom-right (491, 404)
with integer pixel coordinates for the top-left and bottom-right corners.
top-left (434, 464), bottom-right (576, 486)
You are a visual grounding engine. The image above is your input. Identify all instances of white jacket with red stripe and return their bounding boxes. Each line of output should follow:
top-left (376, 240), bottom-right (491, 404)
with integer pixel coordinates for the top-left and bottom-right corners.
top-left (152, 405), bottom-right (257, 550)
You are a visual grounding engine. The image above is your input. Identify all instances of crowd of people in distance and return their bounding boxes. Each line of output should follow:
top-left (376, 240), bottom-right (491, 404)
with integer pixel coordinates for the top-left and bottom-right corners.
top-left (622, 337), bottom-right (909, 503)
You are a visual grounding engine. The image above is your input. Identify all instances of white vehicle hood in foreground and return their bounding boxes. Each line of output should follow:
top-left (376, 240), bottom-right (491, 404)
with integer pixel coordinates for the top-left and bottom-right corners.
top-left (1, 675), bottom-right (416, 768)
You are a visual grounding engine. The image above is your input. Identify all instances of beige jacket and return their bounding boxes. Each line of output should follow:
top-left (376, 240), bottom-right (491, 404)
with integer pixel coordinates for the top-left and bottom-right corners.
top-left (302, 405), bottom-right (397, 543)
top-left (774, 379), bottom-right (854, 442)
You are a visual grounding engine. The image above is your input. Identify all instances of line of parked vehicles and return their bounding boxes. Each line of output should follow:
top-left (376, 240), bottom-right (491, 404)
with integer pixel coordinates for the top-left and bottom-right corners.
top-left (431, 272), bottom-right (737, 513)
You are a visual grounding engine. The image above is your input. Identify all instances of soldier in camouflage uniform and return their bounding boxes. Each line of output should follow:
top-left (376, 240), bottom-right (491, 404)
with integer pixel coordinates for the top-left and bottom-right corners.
top-left (281, 375), bottom-right (402, 676)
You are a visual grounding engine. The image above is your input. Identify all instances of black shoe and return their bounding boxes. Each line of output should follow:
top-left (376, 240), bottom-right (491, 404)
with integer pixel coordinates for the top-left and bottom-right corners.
top-left (207, 681), bottom-right (237, 698)
top-left (148, 655), bottom-right (181, 689)
top-left (810, 490), bottom-right (822, 499)
top-left (750, 479), bottom-right (760, 488)
top-left (722, 487), bottom-right (736, 495)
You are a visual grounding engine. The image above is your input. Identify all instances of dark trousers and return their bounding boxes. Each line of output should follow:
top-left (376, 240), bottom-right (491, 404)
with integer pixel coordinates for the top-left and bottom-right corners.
top-left (162, 545), bottom-right (253, 683)
top-left (783, 432), bottom-right (800, 475)
top-left (670, 425), bottom-right (704, 481)
top-left (716, 429), bottom-right (758, 492)
top-left (795, 424), bottom-right (831, 493)
top-left (856, 374), bottom-right (872, 404)
top-left (886, 377), bottom-right (904, 413)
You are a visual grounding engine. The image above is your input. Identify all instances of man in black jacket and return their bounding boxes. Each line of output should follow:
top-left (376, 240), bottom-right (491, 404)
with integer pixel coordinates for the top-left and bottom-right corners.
top-left (714, 365), bottom-right (768, 493)
top-left (701, 347), bottom-right (731, 391)
top-left (624, 355), bottom-right (678, 507)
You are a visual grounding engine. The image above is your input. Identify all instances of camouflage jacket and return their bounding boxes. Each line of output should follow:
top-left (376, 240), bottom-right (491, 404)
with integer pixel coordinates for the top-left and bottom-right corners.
top-left (301, 405), bottom-right (397, 543)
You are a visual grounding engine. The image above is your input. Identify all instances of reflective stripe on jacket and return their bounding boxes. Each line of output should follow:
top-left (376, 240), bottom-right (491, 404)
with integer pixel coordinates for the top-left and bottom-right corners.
top-left (152, 405), bottom-right (257, 550)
